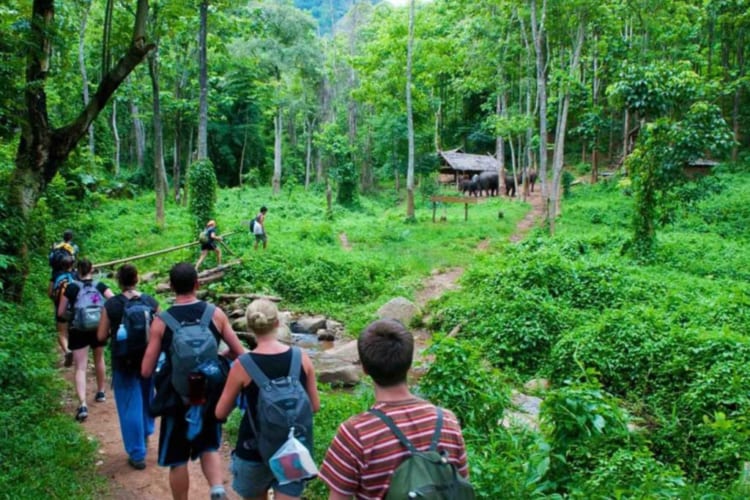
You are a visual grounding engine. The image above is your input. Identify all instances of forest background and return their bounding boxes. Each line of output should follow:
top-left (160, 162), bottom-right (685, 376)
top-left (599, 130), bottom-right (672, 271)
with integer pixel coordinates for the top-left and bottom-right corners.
top-left (1, 0), bottom-right (750, 498)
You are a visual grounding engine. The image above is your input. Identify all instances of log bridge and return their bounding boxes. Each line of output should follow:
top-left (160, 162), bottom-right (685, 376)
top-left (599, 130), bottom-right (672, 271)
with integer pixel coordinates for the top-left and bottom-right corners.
top-left (429, 196), bottom-right (482, 222)
top-left (94, 231), bottom-right (239, 269)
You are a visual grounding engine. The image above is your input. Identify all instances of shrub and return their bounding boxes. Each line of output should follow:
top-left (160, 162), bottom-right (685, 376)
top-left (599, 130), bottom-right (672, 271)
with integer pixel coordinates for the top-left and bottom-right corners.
top-left (188, 159), bottom-right (218, 232)
top-left (548, 306), bottom-right (683, 399)
top-left (417, 336), bottom-right (510, 434)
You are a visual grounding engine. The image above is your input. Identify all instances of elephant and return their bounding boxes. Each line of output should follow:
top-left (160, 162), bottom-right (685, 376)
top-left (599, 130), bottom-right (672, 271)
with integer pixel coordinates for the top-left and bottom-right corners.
top-left (519, 170), bottom-right (538, 192)
top-left (459, 179), bottom-right (479, 196)
top-left (504, 175), bottom-right (517, 197)
top-left (477, 171), bottom-right (500, 196)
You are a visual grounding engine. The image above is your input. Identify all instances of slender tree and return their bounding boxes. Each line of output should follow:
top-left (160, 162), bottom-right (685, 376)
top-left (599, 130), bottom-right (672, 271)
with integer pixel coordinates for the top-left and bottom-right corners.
top-left (3, 0), bottom-right (153, 300)
top-left (405, 0), bottom-right (416, 219)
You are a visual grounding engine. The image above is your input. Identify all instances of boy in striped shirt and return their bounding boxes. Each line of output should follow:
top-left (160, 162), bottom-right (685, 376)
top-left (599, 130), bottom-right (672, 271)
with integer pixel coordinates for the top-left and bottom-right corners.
top-left (319, 319), bottom-right (469, 499)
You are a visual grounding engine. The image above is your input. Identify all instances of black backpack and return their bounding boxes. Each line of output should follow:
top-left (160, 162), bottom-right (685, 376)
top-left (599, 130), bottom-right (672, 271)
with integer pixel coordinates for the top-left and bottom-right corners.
top-left (48, 242), bottom-right (74, 270)
top-left (111, 295), bottom-right (154, 360)
top-left (239, 347), bottom-right (314, 462)
top-left (369, 407), bottom-right (475, 500)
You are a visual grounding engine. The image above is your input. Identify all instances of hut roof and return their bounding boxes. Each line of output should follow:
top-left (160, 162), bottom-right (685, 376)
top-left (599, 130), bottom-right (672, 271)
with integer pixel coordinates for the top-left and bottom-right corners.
top-left (439, 150), bottom-right (498, 173)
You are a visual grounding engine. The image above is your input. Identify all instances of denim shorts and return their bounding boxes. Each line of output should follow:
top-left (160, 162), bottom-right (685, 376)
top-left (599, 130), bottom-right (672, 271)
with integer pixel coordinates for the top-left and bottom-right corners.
top-left (230, 453), bottom-right (305, 498)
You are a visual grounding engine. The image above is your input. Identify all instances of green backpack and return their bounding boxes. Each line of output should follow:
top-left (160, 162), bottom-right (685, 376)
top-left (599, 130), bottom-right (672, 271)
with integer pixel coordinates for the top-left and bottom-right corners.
top-left (369, 407), bottom-right (475, 500)
top-left (199, 229), bottom-right (210, 244)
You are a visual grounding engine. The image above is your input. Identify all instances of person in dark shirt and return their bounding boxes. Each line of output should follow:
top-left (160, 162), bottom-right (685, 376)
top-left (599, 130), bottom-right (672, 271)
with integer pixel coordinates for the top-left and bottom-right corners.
top-left (141, 262), bottom-right (245, 500)
top-left (97, 264), bottom-right (159, 470)
top-left (196, 220), bottom-right (222, 270)
top-left (215, 298), bottom-right (320, 499)
top-left (58, 259), bottom-right (114, 422)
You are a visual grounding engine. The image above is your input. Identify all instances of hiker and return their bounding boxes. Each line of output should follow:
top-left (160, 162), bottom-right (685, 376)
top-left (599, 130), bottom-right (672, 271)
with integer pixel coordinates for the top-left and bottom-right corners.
top-left (97, 264), bottom-right (159, 470)
top-left (215, 298), bottom-right (321, 500)
top-left (58, 258), bottom-right (114, 422)
top-left (48, 229), bottom-right (79, 366)
top-left (50, 254), bottom-right (76, 367)
top-left (319, 319), bottom-right (471, 499)
top-left (196, 220), bottom-right (222, 270)
top-left (252, 206), bottom-right (268, 250)
top-left (141, 262), bottom-right (246, 500)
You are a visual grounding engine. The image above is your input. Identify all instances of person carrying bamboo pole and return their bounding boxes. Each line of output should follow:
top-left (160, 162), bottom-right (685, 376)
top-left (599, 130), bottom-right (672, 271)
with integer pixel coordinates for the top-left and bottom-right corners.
top-left (196, 220), bottom-right (222, 270)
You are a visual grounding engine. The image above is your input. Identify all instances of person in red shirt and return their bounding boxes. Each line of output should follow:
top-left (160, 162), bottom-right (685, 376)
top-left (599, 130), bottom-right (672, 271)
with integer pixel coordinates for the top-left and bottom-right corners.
top-left (319, 319), bottom-right (469, 499)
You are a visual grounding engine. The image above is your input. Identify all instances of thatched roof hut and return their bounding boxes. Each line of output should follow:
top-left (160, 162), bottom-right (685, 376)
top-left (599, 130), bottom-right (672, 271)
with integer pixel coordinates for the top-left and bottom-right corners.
top-left (438, 148), bottom-right (498, 185)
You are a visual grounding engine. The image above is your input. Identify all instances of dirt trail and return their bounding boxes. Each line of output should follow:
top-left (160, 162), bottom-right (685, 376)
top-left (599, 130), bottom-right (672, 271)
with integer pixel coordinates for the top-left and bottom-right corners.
top-left (69, 190), bottom-right (544, 499)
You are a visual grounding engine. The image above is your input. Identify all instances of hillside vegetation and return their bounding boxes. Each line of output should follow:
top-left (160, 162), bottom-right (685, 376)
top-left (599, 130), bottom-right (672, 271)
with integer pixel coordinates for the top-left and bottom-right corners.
top-left (2, 167), bottom-right (750, 498)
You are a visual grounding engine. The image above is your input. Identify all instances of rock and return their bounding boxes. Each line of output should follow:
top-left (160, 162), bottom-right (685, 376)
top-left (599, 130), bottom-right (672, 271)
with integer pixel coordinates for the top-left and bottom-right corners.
top-left (322, 340), bottom-right (359, 364)
top-left (156, 283), bottom-right (171, 294)
top-left (317, 329), bottom-right (336, 342)
top-left (276, 323), bottom-right (292, 343)
top-left (501, 390), bottom-right (542, 431)
top-left (523, 378), bottom-right (550, 392)
top-left (278, 311), bottom-right (293, 326)
top-left (232, 316), bottom-right (248, 332)
top-left (377, 297), bottom-right (421, 326)
top-left (140, 272), bottom-right (157, 283)
top-left (229, 308), bottom-right (245, 319)
top-left (317, 365), bottom-right (361, 387)
top-left (292, 315), bottom-right (327, 334)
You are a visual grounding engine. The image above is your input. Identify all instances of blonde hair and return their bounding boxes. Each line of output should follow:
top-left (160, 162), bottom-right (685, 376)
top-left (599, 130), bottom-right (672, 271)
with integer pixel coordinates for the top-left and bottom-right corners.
top-left (246, 298), bottom-right (279, 335)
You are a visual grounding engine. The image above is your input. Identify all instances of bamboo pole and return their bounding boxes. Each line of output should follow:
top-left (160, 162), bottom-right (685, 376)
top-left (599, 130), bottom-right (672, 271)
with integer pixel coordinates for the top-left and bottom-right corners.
top-left (94, 231), bottom-right (238, 269)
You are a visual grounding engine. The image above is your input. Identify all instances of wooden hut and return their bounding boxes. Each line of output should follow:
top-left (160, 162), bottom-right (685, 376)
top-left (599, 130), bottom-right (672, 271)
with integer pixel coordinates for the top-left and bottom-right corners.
top-left (438, 148), bottom-right (499, 187)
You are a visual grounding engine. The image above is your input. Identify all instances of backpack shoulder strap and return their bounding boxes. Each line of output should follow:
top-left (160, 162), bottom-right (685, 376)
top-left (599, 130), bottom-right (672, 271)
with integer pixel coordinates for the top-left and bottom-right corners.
top-left (158, 310), bottom-right (181, 333)
top-left (430, 407), bottom-right (444, 452)
top-left (238, 352), bottom-right (270, 386)
top-left (368, 408), bottom-right (418, 454)
top-left (199, 303), bottom-right (216, 328)
top-left (288, 346), bottom-right (302, 380)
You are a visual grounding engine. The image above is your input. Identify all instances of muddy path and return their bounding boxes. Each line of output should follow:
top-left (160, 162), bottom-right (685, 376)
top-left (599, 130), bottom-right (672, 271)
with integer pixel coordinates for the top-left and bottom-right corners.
top-left (69, 189), bottom-right (543, 499)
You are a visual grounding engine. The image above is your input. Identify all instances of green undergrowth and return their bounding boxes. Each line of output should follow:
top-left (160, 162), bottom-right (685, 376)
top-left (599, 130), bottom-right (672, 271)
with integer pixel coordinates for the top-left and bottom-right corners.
top-left (2, 181), bottom-right (527, 498)
top-left (6, 171), bottom-right (750, 498)
top-left (426, 171), bottom-right (750, 496)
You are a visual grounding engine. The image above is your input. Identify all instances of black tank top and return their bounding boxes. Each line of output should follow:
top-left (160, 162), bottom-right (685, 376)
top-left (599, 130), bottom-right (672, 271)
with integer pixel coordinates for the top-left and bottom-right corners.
top-left (235, 349), bottom-right (309, 461)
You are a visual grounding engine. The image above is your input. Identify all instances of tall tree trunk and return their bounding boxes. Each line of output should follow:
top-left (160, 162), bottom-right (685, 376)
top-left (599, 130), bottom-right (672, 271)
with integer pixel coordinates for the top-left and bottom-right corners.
top-left (110, 99), bottom-right (120, 175)
top-left (197, 0), bottom-right (208, 160)
top-left (304, 117), bottom-right (314, 189)
top-left (147, 50), bottom-right (167, 226)
top-left (731, 38), bottom-right (744, 161)
top-left (549, 23), bottom-right (585, 235)
top-left (273, 108), bottom-right (282, 194)
top-left (496, 92), bottom-right (507, 195)
top-left (78, 1), bottom-right (94, 157)
top-left (405, 0), bottom-right (416, 219)
top-left (530, 0), bottom-right (548, 214)
top-left (130, 100), bottom-right (145, 171)
top-left (239, 125), bottom-right (248, 187)
top-left (4, 0), bottom-right (153, 301)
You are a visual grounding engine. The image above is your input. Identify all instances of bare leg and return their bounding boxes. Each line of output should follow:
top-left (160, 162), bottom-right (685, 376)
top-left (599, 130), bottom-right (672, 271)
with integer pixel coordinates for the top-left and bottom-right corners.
top-left (57, 321), bottom-right (69, 354)
top-left (73, 347), bottom-right (89, 405)
top-left (169, 464), bottom-right (189, 500)
top-left (199, 450), bottom-right (224, 489)
top-left (93, 345), bottom-right (106, 393)
top-left (196, 250), bottom-right (208, 270)
top-left (215, 247), bottom-right (222, 266)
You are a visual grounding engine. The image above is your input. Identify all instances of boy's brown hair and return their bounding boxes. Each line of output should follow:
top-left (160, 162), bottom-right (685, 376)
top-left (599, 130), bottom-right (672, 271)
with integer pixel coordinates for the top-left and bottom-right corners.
top-left (358, 319), bottom-right (413, 387)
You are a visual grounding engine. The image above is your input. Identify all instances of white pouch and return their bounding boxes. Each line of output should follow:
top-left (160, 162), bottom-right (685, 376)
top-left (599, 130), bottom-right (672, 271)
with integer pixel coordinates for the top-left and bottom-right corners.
top-left (268, 428), bottom-right (318, 485)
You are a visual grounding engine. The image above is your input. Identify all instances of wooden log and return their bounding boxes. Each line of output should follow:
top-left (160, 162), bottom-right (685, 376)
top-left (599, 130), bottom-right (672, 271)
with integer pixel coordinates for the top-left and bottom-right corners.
top-left (94, 231), bottom-right (239, 269)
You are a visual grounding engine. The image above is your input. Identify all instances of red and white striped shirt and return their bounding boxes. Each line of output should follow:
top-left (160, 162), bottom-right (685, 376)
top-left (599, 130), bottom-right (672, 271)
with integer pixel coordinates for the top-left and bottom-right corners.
top-left (319, 398), bottom-right (469, 499)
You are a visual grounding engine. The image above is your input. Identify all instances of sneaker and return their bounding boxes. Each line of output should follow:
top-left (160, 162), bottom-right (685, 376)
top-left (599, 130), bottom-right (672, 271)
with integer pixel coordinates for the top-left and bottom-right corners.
top-left (64, 351), bottom-right (73, 367)
top-left (95, 391), bottom-right (106, 403)
top-left (127, 457), bottom-right (146, 470)
top-left (75, 405), bottom-right (88, 422)
top-left (209, 488), bottom-right (227, 500)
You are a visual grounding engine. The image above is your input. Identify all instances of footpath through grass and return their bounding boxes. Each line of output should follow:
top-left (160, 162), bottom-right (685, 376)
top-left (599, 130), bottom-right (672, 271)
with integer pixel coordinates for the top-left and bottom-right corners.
top-left (1, 184), bottom-right (529, 498)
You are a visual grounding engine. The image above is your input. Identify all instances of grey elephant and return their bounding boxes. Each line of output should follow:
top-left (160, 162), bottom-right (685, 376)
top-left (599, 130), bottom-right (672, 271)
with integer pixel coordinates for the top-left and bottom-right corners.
top-left (459, 179), bottom-right (479, 196)
top-left (477, 171), bottom-right (500, 196)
